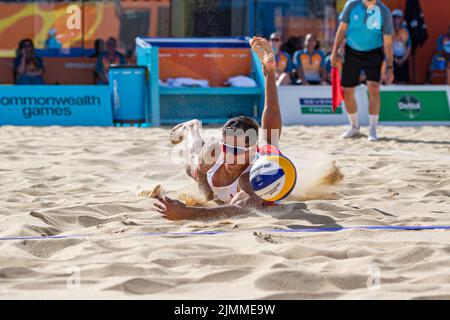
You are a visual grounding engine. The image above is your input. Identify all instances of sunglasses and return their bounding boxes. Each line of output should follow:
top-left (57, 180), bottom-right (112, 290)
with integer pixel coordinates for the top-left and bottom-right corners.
top-left (220, 142), bottom-right (255, 156)
top-left (271, 38), bottom-right (281, 42)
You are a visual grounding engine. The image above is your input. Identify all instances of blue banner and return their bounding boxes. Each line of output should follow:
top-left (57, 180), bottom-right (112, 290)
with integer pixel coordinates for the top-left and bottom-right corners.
top-left (0, 85), bottom-right (113, 126)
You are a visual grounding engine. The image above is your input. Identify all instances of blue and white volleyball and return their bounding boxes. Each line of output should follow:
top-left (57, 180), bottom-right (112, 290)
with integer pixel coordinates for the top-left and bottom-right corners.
top-left (250, 155), bottom-right (297, 202)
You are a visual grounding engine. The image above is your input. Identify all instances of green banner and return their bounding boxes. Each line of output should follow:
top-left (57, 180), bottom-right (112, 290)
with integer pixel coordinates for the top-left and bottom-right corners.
top-left (379, 91), bottom-right (450, 121)
top-left (299, 98), bottom-right (343, 115)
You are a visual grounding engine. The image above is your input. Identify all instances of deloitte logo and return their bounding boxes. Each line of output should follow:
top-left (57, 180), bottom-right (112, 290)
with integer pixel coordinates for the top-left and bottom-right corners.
top-left (397, 95), bottom-right (421, 119)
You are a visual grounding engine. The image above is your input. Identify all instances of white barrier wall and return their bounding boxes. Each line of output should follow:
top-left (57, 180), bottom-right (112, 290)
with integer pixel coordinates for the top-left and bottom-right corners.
top-left (278, 85), bottom-right (450, 126)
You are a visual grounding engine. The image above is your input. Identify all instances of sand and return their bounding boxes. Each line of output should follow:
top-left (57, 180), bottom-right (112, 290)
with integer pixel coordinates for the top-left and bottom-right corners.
top-left (0, 124), bottom-right (449, 299)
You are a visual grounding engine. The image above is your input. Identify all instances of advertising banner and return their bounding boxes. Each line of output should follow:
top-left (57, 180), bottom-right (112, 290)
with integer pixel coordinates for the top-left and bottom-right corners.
top-left (0, 85), bottom-right (113, 126)
top-left (0, 1), bottom-right (170, 57)
top-left (280, 85), bottom-right (450, 126)
top-left (379, 90), bottom-right (450, 122)
top-left (278, 85), bottom-right (370, 126)
top-left (300, 98), bottom-right (343, 114)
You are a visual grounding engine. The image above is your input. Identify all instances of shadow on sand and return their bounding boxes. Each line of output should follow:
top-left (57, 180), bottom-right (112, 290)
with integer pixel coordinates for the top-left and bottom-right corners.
top-left (263, 202), bottom-right (342, 230)
top-left (378, 137), bottom-right (450, 146)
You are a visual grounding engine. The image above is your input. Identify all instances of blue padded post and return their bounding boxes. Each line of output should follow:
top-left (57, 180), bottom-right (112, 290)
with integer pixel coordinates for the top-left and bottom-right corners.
top-left (136, 37), bottom-right (153, 124)
top-left (251, 50), bottom-right (265, 119)
top-left (150, 46), bottom-right (160, 126)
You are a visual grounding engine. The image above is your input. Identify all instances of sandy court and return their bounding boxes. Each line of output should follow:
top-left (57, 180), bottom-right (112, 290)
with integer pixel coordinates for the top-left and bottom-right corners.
top-left (0, 125), bottom-right (449, 299)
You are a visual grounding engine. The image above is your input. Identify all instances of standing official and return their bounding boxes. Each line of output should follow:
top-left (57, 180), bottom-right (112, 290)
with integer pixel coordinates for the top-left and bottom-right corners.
top-left (331, 0), bottom-right (394, 141)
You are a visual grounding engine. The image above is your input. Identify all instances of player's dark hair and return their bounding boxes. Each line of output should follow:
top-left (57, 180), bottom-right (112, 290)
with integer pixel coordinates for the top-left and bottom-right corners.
top-left (222, 116), bottom-right (259, 146)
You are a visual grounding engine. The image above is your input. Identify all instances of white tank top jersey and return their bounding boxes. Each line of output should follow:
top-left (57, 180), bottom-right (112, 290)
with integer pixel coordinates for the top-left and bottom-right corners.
top-left (206, 153), bottom-right (256, 203)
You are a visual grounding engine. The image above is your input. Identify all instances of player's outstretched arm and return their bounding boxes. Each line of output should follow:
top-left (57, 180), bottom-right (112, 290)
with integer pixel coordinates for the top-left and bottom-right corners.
top-left (153, 176), bottom-right (264, 221)
top-left (249, 37), bottom-right (282, 147)
top-left (153, 194), bottom-right (256, 221)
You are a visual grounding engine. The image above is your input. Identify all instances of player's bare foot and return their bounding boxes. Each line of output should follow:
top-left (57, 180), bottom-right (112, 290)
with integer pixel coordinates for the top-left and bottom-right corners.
top-left (169, 119), bottom-right (201, 145)
top-left (249, 37), bottom-right (276, 73)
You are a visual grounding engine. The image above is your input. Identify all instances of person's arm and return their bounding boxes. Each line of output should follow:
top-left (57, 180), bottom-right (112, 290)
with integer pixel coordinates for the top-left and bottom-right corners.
top-left (296, 66), bottom-right (306, 84)
top-left (249, 37), bottom-right (282, 146)
top-left (400, 30), bottom-right (412, 64)
top-left (380, 60), bottom-right (387, 84)
top-left (26, 57), bottom-right (44, 76)
top-left (262, 65), bottom-right (282, 145)
top-left (319, 51), bottom-right (327, 84)
top-left (16, 52), bottom-right (27, 75)
top-left (383, 35), bottom-right (394, 84)
top-left (400, 45), bottom-right (411, 66)
top-left (293, 52), bottom-right (306, 84)
top-left (95, 55), bottom-right (107, 83)
top-left (278, 55), bottom-right (292, 86)
top-left (382, 7), bottom-right (394, 84)
top-left (195, 141), bottom-right (219, 201)
top-left (153, 173), bottom-right (264, 221)
top-left (331, 23), bottom-right (348, 66)
top-left (320, 66), bottom-right (327, 84)
top-left (153, 191), bottom-right (258, 221)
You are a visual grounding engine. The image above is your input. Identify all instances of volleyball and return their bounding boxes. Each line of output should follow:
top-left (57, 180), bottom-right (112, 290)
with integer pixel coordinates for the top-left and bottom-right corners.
top-left (250, 155), bottom-right (297, 202)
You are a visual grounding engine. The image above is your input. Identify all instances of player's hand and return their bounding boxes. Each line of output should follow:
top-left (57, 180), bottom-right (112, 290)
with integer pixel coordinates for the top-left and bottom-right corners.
top-left (153, 195), bottom-right (189, 221)
top-left (330, 51), bottom-right (338, 67)
top-left (385, 68), bottom-right (394, 85)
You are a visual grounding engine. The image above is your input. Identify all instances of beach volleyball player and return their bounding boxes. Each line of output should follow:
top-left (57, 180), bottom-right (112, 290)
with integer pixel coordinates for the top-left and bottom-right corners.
top-left (331, 0), bottom-right (394, 141)
top-left (153, 37), bottom-right (294, 221)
